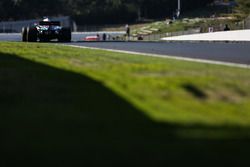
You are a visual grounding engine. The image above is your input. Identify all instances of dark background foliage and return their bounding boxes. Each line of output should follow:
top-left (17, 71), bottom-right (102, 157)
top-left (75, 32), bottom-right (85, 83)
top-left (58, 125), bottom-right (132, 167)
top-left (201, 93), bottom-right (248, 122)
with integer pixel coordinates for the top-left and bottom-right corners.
top-left (0, 0), bottom-right (215, 24)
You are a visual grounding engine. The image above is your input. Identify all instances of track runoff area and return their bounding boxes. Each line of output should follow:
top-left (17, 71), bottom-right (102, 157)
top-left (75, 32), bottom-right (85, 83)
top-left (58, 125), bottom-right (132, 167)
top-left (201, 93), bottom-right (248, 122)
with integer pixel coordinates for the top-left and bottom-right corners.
top-left (65, 41), bottom-right (250, 69)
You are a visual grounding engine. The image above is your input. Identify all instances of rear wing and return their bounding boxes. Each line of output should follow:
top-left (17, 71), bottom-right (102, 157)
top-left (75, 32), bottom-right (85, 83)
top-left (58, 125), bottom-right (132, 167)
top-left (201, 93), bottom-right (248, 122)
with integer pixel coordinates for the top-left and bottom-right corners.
top-left (39, 21), bottom-right (61, 26)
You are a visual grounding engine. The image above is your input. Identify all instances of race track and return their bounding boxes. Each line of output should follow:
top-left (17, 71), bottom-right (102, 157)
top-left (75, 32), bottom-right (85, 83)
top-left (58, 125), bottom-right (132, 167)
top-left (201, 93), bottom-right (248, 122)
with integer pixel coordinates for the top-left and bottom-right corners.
top-left (68, 41), bottom-right (250, 65)
top-left (1, 33), bottom-right (250, 65)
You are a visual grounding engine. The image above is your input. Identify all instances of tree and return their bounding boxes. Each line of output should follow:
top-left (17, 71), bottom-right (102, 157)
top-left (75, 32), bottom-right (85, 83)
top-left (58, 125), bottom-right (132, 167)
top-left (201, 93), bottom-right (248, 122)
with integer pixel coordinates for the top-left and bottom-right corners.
top-left (0, 0), bottom-right (215, 24)
top-left (0, 0), bottom-right (15, 21)
top-left (236, 0), bottom-right (250, 18)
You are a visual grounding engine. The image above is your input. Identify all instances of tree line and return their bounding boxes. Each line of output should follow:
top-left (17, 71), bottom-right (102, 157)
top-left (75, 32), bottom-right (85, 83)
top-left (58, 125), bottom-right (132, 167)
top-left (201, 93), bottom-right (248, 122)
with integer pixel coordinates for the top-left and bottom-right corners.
top-left (1, 0), bottom-right (218, 24)
top-left (235, 0), bottom-right (250, 18)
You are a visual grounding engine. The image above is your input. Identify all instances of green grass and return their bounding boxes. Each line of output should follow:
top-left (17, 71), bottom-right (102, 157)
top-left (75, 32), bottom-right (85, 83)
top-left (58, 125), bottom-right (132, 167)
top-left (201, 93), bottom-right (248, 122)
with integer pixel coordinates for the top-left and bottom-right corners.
top-left (131, 17), bottom-right (241, 37)
top-left (1, 42), bottom-right (250, 166)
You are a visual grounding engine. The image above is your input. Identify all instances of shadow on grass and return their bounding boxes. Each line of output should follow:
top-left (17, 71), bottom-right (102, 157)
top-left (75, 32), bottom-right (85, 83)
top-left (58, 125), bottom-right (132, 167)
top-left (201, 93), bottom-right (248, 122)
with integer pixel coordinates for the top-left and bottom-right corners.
top-left (1, 53), bottom-right (250, 167)
top-left (182, 84), bottom-right (207, 99)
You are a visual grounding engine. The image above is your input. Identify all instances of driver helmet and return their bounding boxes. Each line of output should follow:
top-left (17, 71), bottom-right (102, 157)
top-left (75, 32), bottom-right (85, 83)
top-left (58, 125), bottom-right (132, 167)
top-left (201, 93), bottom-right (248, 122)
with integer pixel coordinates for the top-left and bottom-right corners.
top-left (43, 17), bottom-right (50, 22)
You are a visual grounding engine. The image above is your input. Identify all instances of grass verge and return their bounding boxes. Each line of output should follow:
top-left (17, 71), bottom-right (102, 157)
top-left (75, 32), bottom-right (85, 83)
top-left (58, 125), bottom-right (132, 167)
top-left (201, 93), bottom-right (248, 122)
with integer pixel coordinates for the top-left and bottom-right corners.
top-left (1, 42), bottom-right (250, 166)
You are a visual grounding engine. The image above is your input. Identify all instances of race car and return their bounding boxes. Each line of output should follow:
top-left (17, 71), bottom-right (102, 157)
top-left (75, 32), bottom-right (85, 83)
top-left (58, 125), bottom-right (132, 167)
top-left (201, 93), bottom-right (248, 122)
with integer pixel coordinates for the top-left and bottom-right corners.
top-left (22, 18), bottom-right (71, 42)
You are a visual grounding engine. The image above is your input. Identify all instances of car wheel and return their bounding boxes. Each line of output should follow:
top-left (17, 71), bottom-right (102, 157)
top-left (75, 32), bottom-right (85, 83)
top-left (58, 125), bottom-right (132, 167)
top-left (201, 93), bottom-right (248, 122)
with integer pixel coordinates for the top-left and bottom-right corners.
top-left (22, 27), bottom-right (27, 42)
top-left (59, 27), bottom-right (71, 42)
top-left (27, 27), bottom-right (37, 42)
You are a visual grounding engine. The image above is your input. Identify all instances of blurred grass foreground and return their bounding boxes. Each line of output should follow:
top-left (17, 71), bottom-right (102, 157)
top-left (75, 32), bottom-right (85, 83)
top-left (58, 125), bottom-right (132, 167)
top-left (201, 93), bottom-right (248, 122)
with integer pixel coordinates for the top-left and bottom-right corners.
top-left (1, 42), bottom-right (250, 167)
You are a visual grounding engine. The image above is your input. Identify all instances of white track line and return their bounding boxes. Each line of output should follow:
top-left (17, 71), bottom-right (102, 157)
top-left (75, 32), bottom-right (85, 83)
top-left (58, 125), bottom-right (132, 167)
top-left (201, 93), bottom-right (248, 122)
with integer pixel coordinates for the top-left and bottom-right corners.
top-left (64, 44), bottom-right (250, 69)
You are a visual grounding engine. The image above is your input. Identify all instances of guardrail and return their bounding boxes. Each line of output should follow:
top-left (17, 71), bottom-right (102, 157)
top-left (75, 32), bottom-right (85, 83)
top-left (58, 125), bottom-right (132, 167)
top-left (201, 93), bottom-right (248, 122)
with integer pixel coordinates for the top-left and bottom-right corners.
top-left (76, 25), bottom-right (126, 32)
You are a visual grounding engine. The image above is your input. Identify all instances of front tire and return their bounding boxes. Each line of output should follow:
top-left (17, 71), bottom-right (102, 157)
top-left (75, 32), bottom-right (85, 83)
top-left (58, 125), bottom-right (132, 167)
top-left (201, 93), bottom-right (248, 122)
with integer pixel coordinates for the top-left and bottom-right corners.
top-left (58, 27), bottom-right (71, 42)
top-left (27, 27), bottom-right (37, 42)
top-left (22, 27), bottom-right (27, 42)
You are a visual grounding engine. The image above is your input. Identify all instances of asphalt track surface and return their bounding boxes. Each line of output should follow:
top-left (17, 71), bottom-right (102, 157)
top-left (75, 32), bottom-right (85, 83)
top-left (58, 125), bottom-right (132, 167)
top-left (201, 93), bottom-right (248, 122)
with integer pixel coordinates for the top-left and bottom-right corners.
top-left (1, 33), bottom-right (250, 65)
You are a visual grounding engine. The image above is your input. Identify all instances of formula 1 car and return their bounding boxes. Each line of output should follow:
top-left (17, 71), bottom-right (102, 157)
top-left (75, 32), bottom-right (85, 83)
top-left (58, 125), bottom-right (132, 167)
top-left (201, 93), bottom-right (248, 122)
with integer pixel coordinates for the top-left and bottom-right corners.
top-left (22, 18), bottom-right (71, 42)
